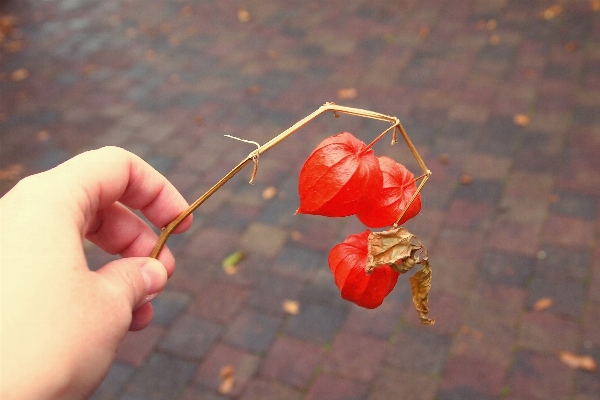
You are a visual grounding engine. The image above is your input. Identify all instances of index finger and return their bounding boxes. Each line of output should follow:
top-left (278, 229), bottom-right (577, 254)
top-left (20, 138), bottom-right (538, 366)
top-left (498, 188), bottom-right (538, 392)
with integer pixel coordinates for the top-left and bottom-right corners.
top-left (53, 146), bottom-right (192, 235)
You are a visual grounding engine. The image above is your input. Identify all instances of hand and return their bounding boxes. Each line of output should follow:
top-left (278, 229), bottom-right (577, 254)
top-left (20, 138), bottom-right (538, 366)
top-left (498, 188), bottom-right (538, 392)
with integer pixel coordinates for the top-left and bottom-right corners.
top-left (0, 147), bottom-right (192, 399)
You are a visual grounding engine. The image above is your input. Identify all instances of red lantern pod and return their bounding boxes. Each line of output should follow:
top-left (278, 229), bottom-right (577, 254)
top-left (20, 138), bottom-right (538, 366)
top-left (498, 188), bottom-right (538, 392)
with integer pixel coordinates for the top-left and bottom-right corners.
top-left (356, 156), bottom-right (421, 228)
top-left (328, 230), bottom-right (400, 309)
top-left (297, 132), bottom-right (383, 217)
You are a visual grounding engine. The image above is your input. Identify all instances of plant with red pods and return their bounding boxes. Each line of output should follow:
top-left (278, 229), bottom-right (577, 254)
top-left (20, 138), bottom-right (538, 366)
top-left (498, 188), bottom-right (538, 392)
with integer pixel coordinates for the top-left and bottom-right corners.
top-left (151, 103), bottom-right (434, 324)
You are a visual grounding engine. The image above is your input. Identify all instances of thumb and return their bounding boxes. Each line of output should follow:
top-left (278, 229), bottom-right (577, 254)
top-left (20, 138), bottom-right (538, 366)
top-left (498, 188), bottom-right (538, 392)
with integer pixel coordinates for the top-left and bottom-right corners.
top-left (96, 257), bottom-right (168, 311)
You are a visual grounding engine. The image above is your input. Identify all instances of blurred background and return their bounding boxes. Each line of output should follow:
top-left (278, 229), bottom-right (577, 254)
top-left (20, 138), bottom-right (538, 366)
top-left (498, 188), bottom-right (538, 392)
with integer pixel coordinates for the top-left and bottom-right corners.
top-left (1, 0), bottom-right (599, 399)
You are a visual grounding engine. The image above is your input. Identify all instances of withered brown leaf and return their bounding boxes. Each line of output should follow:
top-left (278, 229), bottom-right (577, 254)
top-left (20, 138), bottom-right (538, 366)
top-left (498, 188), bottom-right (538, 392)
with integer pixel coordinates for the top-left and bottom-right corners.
top-left (366, 227), bottom-right (417, 274)
top-left (410, 258), bottom-right (435, 325)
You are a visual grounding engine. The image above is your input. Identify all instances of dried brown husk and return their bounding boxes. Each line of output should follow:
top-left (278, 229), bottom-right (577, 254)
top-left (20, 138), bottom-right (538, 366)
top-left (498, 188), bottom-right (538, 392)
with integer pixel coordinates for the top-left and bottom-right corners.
top-left (366, 227), bottom-right (418, 273)
top-left (410, 258), bottom-right (435, 325)
top-left (367, 227), bottom-right (434, 324)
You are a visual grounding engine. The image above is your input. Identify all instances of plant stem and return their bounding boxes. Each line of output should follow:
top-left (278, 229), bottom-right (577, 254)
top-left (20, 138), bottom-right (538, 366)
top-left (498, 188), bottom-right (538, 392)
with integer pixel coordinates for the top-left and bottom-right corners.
top-left (150, 103), bottom-right (430, 259)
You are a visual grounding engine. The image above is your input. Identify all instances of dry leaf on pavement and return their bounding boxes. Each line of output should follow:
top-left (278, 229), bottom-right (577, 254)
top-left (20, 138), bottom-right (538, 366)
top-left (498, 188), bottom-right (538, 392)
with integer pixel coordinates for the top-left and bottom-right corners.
top-left (218, 365), bottom-right (236, 394)
top-left (282, 299), bottom-right (300, 315)
top-left (337, 88), bottom-right (357, 100)
top-left (558, 351), bottom-right (597, 372)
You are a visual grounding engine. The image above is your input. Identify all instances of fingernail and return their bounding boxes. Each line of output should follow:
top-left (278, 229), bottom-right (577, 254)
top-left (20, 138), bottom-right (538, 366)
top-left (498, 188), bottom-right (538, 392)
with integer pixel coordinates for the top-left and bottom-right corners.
top-left (140, 259), bottom-right (167, 295)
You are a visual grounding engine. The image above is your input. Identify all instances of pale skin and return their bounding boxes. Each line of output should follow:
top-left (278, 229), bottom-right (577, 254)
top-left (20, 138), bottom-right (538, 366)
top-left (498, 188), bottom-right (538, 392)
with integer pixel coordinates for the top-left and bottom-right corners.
top-left (0, 147), bottom-right (193, 399)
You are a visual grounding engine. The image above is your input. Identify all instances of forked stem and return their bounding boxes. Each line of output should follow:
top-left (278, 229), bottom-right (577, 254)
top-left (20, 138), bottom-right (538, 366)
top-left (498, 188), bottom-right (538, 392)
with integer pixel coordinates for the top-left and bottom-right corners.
top-left (151, 103), bottom-right (430, 259)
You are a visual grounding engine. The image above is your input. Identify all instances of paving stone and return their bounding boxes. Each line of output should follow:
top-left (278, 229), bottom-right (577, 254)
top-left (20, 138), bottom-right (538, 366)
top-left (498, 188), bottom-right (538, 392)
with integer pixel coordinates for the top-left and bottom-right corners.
top-left (508, 350), bottom-right (574, 400)
top-left (223, 309), bottom-right (281, 352)
top-left (309, 375), bottom-right (372, 400)
top-left (90, 363), bottom-right (135, 400)
top-left (269, 243), bottom-right (325, 279)
top-left (180, 387), bottom-right (228, 400)
top-left (370, 368), bottom-right (438, 400)
top-left (542, 214), bottom-right (596, 249)
top-left (527, 277), bottom-right (587, 318)
top-left (487, 216), bottom-right (542, 256)
top-left (183, 226), bottom-right (241, 263)
top-left (479, 250), bottom-right (536, 288)
top-left (387, 326), bottom-right (451, 375)
top-left (535, 244), bottom-right (592, 283)
top-left (159, 315), bottom-right (222, 360)
top-left (150, 290), bottom-right (191, 327)
top-left (518, 311), bottom-right (580, 354)
top-left (239, 379), bottom-right (303, 400)
top-left (123, 353), bottom-right (196, 400)
top-left (323, 331), bottom-right (389, 383)
top-left (285, 302), bottom-right (348, 344)
top-left (247, 270), bottom-right (305, 316)
top-left (341, 298), bottom-right (404, 340)
top-left (187, 282), bottom-right (250, 324)
top-left (193, 343), bottom-right (260, 397)
top-left (438, 355), bottom-right (507, 400)
top-left (259, 336), bottom-right (324, 389)
top-left (115, 325), bottom-right (165, 367)
top-left (403, 289), bottom-right (465, 336)
top-left (240, 222), bottom-right (288, 258)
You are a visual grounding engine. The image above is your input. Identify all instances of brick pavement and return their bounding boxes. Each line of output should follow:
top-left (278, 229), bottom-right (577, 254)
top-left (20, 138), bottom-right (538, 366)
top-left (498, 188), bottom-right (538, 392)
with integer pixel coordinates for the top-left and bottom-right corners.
top-left (1, 0), bottom-right (600, 399)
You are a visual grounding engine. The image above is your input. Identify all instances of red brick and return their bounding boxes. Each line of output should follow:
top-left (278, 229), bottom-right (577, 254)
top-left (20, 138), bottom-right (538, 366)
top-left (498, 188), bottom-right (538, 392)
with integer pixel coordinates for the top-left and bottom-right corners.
top-left (403, 289), bottom-right (464, 335)
top-left (306, 374), bottom-right (369, 400)
top-left (370, 368), bottom-right (438, 400)
top-left (322, 331), bottom-right (388, 382)
top-left (434, 227), bottom-right (485, 264)
top-left (543, 214), bottom-right (595, 249)
top-left (583, 302), bottom-right (600, 347)
top-left (439, 355), bottom-right (507, 397)
top-left (446, 199), bottom-right (495, 230)
top-left (188, 282), bottom-right (249, 324)
top-left (590, 250), bottom-right (600, 303)
top-left (341, 299), bottom-right (404, 340)
top-left (239, 379), bottom-right (303, 400)
top-left (509, 351), bottom-right (574, 399)
top-left (487, 216), bottom-right (542, 256)
top-left (159, 315), bottom-right (222, 359)
top-left (194, 343), bottom-right (260, 397)
top-left (183, 227), bottom-right (241, 263)
top-left (259, 336), bottom-right (324, 389)
top-left (115, 325), bottom-right (165, 367)
top-left (518, 311), bottom-right (580, 353)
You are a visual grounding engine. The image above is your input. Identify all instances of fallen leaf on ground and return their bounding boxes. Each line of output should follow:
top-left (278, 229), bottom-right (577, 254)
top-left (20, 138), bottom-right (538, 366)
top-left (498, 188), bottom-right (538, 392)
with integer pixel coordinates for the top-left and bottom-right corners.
top-left (222, 250), bottom-right (246, 275)
top-left (542, 4), bottom-right (563, 20)
top-left (246, 85), bottom-right (261, 96)
top-left (460, 174), bottom-right (472, 185)
top-left (237, 8), bottom-right (251, 23)
top-left (337, 88), bottom-right (357, 100)
top-left (489, 34), bottom-right (500, 45)
top-left (291, 231), bottom-right (303, 241)
top-left (558, 351), bottom-right (597, 371)
top-left (180, 5), bottom-right (194, 17)
top-left (533, 297), bottom-right (553, 311)
top-left (513, 114), bottom-right (530, 127)
top-left (36, 130), bottom-right (51, 141)
top-left (593, 0), bottom-right (600, 11)
top-left (0, 164), bottom-right (24, 181)
top-left (11, 68), bottom-right (29, 81)
top-left (419, 27), bottom-right (430, 39)
top-left (262, 186), bottom-right (277, 200)
top-left (218, 365), bottom-right (236, 394)
top-left (282, 299), bottom-right (300, 315)
top-left (565, 41), bottom-right (579, 52)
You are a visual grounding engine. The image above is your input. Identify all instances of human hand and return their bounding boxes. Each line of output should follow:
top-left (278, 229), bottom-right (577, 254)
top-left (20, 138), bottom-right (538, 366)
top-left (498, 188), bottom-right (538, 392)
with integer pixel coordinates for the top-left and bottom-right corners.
top-left (0, 147), bottom-right (192, 399)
